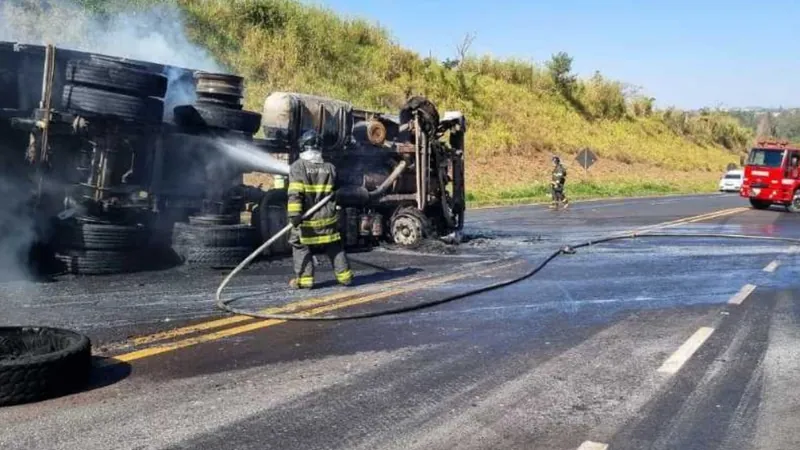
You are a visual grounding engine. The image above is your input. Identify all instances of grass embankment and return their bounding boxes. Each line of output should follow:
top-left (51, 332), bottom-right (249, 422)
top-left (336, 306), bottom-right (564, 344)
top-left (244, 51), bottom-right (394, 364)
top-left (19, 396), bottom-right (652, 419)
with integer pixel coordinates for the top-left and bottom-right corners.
top-left (90, 0), bottom-right (753, 205)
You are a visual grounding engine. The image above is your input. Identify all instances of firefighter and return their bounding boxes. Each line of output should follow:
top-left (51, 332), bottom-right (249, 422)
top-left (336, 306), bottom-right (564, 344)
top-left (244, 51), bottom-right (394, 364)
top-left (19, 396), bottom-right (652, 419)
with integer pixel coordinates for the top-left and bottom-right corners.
top-left (549, 155), bottom-right (569, 209)
top-left (791, 154), bottom-right (800, 178)
top-left (287, 129), bottom-right (353, 289)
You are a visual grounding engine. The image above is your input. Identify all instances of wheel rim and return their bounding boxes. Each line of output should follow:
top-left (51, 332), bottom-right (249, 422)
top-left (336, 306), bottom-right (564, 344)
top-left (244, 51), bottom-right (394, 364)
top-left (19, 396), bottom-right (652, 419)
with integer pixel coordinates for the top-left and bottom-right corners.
top-left (792, 196), bottom-right (800, 210)
top-left (392, 215), bottom-right (422, 246)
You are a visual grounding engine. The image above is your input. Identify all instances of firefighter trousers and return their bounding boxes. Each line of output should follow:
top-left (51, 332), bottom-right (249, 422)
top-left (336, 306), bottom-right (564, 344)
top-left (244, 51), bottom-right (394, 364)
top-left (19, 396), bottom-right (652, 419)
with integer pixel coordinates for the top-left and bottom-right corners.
top-left (289, 229), bottom-right (353, 288)
top-left (551, 182), bottom-right (567, 204)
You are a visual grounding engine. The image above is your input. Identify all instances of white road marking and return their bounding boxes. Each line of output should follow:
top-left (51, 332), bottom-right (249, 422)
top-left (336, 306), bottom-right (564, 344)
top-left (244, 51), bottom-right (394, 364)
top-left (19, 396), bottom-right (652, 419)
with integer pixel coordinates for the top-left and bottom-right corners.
top-left (763, 260), bottom-right (780, 273)
top-left (657, 327), bottom-right (715, 375)
top-left (578, 442), bottom-right (609, 450)
top-left (728, 284), bottom-right (757, 305)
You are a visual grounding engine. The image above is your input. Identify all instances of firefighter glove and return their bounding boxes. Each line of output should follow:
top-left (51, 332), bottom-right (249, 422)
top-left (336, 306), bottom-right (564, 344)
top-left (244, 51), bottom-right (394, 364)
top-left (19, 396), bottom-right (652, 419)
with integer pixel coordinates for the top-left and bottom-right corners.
top-left (290, 216), bottom-right (303, 228)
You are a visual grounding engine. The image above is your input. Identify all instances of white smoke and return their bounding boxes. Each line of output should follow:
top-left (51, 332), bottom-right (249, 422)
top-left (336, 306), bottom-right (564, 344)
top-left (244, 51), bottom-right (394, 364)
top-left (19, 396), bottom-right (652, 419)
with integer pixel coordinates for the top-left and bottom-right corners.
top-left (0, 0), bottom-right (223, 113)
top-left (0, 0), bottom-right (221, 72)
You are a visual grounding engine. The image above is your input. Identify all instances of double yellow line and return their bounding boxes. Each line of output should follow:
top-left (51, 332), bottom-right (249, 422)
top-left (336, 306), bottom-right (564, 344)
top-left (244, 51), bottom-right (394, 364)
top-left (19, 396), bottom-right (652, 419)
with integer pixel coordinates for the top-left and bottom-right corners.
top-left (99, 206), bottom-right (748, 366)
top-left (100, 259), bottom-right (524, 365)
top-left (615, 207), bottom-right (748, 236)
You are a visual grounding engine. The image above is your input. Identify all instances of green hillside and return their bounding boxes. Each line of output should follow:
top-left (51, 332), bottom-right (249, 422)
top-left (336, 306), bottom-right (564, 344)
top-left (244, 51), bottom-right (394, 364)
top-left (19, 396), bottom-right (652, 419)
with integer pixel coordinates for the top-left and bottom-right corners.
top-left (80, 0), bottom-right (753, 203)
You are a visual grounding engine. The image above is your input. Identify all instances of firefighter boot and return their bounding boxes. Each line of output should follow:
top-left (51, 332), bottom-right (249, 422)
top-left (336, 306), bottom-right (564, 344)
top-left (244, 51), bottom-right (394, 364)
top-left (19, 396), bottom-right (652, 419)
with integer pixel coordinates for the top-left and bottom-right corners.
top-left (289, 277), bottom-right (314, 289)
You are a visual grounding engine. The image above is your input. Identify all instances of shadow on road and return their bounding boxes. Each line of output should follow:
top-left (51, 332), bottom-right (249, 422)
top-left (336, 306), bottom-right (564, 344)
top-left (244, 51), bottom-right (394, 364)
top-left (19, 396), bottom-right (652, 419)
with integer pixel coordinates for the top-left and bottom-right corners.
top-left (87, 356), bottom-right (132, 391)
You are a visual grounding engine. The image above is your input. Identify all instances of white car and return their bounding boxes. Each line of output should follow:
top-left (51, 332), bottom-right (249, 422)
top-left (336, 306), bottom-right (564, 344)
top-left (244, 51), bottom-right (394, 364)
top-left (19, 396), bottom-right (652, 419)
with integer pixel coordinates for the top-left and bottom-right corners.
top-left (718, 169), bottom-right (743, 192)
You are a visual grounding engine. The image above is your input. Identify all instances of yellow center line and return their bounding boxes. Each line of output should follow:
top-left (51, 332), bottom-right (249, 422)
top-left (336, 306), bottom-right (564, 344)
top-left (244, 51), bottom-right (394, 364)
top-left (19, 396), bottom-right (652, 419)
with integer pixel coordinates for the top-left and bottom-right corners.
top-left (130, 272), bottom-right (443, 347)
top-left (102, 207), bottom-right (747, 365)
top-left (616, 207), bottom-right (747, 236)
top-left (102, 260), bottom-right (524, 365)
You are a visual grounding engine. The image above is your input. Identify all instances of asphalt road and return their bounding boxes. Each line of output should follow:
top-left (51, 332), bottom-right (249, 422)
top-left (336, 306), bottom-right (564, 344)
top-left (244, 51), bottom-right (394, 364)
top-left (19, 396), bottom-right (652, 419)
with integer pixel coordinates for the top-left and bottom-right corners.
top-left (3, 192), bottom-right (800, 450)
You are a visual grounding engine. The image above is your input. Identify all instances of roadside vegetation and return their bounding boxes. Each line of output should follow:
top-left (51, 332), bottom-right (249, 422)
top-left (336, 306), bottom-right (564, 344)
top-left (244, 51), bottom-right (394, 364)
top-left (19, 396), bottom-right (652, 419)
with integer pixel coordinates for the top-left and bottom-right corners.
top-left (75, 0), bottom-right (753, 204)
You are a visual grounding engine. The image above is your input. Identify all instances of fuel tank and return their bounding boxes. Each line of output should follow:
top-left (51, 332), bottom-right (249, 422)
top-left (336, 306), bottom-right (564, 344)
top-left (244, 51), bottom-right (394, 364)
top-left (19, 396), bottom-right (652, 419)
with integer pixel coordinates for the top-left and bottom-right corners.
top-left (261, 92), bottom-right (353, 151)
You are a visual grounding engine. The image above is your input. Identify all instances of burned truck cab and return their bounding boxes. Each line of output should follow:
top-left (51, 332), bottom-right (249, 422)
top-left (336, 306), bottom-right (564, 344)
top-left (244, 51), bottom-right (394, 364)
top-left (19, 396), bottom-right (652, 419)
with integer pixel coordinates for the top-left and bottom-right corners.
top-left (257, 92), bottom-right (466, 252)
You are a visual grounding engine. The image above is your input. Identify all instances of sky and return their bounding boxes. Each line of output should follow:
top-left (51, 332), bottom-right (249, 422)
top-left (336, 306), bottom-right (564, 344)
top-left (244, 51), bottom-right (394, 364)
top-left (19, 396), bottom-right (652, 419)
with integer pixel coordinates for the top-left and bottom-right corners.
top-left (316, 0), bottom-right (800, 110)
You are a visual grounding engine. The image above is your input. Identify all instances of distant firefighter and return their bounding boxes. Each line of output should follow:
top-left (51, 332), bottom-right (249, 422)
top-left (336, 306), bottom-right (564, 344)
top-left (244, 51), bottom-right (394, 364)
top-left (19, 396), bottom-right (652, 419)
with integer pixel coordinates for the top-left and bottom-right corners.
top-left (549, 156), bottom-right (569, 209)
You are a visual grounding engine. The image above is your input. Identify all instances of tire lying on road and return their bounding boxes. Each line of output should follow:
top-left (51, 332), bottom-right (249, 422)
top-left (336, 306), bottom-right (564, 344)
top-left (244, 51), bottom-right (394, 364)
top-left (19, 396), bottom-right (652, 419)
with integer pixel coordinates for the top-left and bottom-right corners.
top-left (66, 59), bottom-right (168, 98)
top-left (0, 326), bottom-right (91, 407)
top-left (177, 246), bottom-right (256, 269)
top-left (173, 223), bottom-right (257, 248)
top-left (55, 249), bottom-right (145, 275)
top-left (173, 104), bottom-right (262, 135)
top-left (62, 84), bottom-right (164, 125)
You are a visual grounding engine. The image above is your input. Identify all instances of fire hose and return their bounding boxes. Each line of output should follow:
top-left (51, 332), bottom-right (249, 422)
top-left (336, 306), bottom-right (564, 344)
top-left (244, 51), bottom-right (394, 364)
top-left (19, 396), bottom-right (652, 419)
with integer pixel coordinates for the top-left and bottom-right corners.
top-left (217, 199), bottom-right (800, 321)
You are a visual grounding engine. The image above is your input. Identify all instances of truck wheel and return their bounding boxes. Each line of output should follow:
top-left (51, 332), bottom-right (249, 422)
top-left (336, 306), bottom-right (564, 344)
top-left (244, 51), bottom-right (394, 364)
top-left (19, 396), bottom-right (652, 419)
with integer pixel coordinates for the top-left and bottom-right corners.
top-left (173, 104), bottom-right (262, 135)
top-left (0, 326), bottom-right (91, 407)
top-left (55, 249), bottom-right (145, 275)
top-left (66, 59), bottom-right (168, 98)
top-left (749, 199), bottom-right (772, 210)
top-left (188, 214), bottom-right (240, 226)
top-left (173, 223), bottom-right (257, 248)
top-left (179, 246), bottom-right (254, 269)
top-left (62, 84), bottom-right (164, 125)
top-left (56, 220), bottom-right (149, 251)
top-left (788, 192), bottom-right (800, 213)
top-left (390, 207), bottom-right (431, 248)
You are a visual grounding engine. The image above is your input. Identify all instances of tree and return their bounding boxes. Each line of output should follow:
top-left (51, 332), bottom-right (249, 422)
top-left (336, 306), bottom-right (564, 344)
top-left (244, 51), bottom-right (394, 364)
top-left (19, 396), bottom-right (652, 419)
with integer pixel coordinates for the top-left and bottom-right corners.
top-left (453, 32), bottom-right (476, 70)
top-left (545, 51), bottom-right (577, 96)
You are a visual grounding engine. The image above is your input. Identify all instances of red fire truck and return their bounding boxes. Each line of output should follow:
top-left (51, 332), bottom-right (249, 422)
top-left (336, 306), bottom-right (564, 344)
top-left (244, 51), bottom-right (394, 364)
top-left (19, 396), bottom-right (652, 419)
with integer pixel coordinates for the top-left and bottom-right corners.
top-left (740, 139), bottom-right (800, 212)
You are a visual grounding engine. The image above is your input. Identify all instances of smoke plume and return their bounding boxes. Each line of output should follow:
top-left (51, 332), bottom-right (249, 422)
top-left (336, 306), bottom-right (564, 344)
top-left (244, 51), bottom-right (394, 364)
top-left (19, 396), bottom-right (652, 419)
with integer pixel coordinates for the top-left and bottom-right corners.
top-left (0, 0), bottom-right (227, 281)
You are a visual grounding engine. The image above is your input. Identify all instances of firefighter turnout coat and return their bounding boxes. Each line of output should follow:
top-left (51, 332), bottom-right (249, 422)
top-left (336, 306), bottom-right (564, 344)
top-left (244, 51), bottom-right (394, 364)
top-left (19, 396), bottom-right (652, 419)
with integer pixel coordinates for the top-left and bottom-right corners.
top-left (287, 158), bottom-right (341, 245)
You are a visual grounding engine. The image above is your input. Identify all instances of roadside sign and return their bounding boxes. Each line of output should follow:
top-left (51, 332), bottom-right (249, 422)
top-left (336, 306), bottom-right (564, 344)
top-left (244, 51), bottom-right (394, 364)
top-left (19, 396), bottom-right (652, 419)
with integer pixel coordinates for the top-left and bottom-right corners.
top-left (575, 148), bottom-right (598, 171)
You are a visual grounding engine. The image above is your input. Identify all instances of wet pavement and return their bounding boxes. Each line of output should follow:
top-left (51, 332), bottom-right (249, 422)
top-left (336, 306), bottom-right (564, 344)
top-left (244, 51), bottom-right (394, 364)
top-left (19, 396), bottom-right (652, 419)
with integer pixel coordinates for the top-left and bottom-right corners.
top-left (3, 192), bottom-right (800, 450)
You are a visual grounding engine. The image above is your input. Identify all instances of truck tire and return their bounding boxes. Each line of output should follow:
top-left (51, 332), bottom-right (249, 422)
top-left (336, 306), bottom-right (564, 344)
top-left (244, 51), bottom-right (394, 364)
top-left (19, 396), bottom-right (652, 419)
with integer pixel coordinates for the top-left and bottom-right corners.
top-left (173, 104), bottom-right (261, 135)
top-left (196, 93), bottom-right (244, 110)
top-left (749, 198), bottom-right (772, 210)
top-left (62, 84), bottom-right (164, 125)
top-left (390, 207), bottom-right (432, 248)
top-left (88, 55), bottom-right (149, 71)
top-left (256, 189), bottom-right (292, 256)
top-left (0, 326), bottom-right (91, 407)
top-left (57, 221), bottom-right (149, 251)
top-left (66, 60), bottom-right (168, 98)
top-left (180, 246), bottom-right (254, 269)
top-left (55, 249), bottom-right (144, 275)
top-left (787, 191), bottom-right (800, 213)
top-left (188, 214), bottom-right (240, 226)
top-left (173, 223), bottom-right (257, 248)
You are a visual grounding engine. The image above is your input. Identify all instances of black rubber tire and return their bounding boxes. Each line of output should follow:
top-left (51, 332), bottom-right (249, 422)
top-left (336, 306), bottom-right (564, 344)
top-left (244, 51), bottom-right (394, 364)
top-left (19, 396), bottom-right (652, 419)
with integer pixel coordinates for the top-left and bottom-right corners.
top-left (749, 198), bottom-right (772, 210)
top-left (196, 93), bottom-right (244, 110)
top-left (0, 326), bottom-right (91, 407)
top-left (55, 249), bottom-right (144, 275)
top-left (173, 104), bottom-right (261, 134)
top-left (173, 223), bottom-right (257, 248)
top-left (62, 84), bottom-right (164, 125)
top-left (188, 214), bottom-right (240, 226)
top-left (66, 60), bottom-right (168, 98)
top-left (257, 189), bottom-right (292, 256)
top-left (88, 55), bottom-right (149, 71)
top-left (179, 246), bottom-right (254, 269)
top-left (56, 221), bottom-right (149, 251)
top-left (787, 191), bottom-right (800, 213)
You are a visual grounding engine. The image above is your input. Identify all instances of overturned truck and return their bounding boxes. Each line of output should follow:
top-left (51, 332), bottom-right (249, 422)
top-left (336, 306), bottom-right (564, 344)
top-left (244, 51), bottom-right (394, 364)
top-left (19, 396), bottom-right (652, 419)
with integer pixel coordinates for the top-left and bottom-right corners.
top-left (0, 42), bottom-right (466, 276)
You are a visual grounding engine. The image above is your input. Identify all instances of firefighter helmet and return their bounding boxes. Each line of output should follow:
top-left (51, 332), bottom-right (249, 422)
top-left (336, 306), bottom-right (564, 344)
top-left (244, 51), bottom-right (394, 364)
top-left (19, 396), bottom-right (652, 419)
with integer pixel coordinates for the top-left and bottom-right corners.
top-left (298, 129), bottom-right (319, 150)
